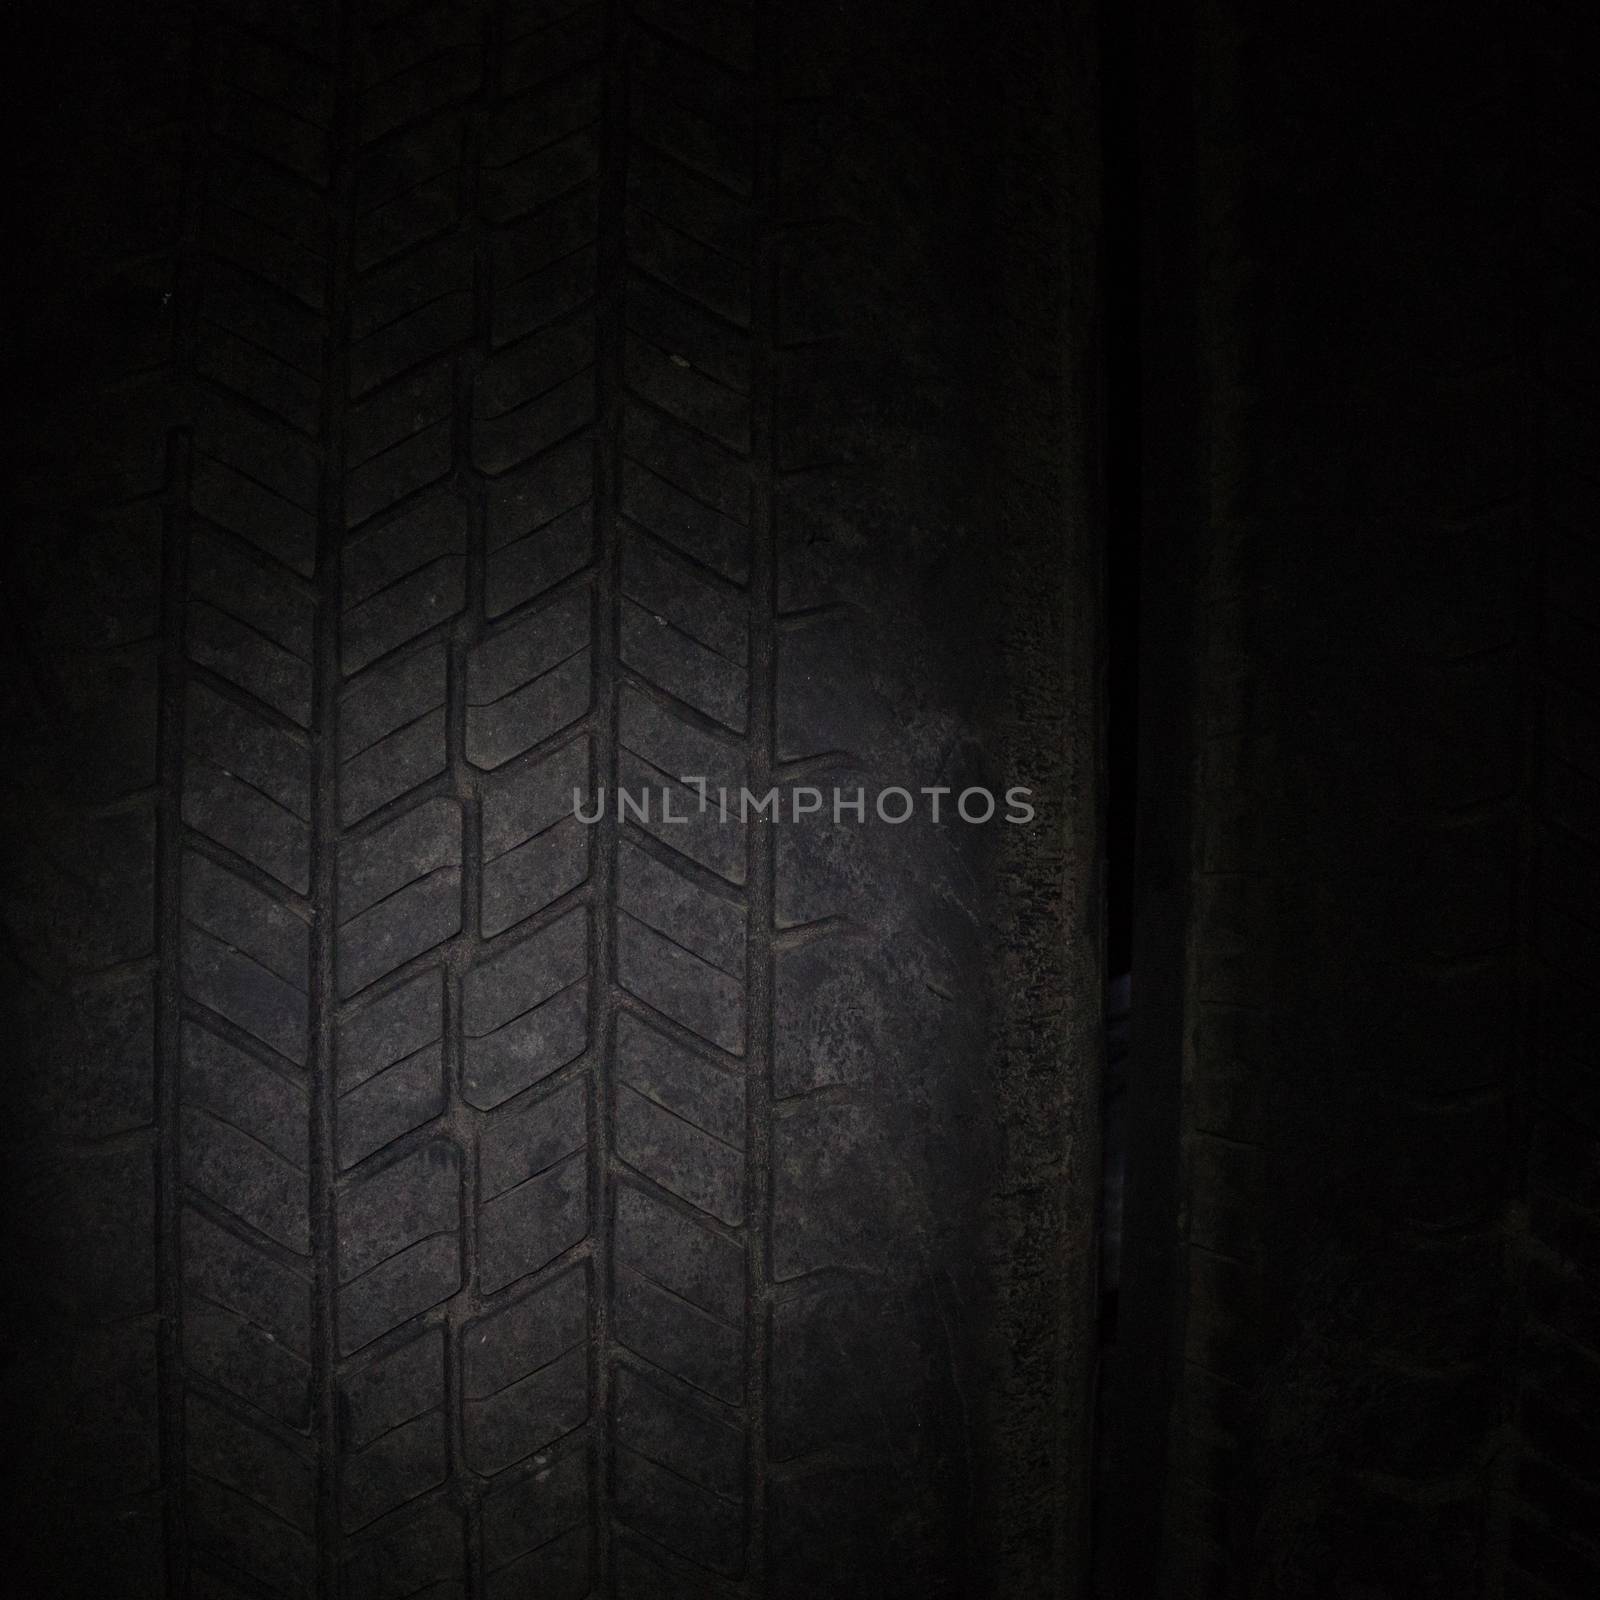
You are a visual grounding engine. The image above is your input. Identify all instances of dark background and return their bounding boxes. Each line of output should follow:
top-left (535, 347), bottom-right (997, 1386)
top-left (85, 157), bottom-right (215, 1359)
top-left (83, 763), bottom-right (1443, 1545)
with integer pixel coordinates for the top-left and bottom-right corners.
top-left (1100, 0), bottom-right (1600, 1595)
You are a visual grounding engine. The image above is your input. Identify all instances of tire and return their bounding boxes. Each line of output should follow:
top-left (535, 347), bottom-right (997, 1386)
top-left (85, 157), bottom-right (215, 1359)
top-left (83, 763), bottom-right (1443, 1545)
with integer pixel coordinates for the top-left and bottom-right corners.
top-left (0, 2), bottom-right (1099, 1596)
top-left (1100, 2), bottom-right (1600, 1596)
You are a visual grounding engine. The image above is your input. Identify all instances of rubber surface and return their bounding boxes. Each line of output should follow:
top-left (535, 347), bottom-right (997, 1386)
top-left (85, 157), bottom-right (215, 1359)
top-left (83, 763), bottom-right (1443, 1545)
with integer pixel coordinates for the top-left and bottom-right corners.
top-left (1100, 1), bottom-right (1600, 1595)
top-left (0, 2), bottom-right (1099, 1596)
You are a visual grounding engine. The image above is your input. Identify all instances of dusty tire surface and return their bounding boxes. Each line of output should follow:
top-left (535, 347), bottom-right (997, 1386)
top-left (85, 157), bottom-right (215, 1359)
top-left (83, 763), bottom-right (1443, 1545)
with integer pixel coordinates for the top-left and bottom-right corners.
top-left (1, 2), bottom-right (1098, 1596)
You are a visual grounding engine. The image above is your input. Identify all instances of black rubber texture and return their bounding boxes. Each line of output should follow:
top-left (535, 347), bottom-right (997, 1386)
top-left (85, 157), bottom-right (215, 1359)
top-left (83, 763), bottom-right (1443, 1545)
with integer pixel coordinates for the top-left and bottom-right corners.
top-left (0, 2), bottom-right (1098, 1597)
top-left (1101, 1), bottom-right (1600, 1596)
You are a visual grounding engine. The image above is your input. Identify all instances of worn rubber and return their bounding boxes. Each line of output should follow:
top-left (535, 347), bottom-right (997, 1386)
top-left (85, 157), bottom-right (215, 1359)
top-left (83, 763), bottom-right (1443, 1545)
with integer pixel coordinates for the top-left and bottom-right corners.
top-left (0, 2), bottom-right (1099, 1596)
top-left (1101, 1), bottom-right (1600, 1596)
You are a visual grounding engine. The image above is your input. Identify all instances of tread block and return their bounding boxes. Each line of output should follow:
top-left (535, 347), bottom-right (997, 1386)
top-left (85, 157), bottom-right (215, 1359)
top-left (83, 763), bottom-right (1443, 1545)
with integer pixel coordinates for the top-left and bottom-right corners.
top-left (480, 1076), bottom-right (589, 1200)
top-left (341, 1409), bottom-right (448, 1531)
top-left (193, 406), bottom-right (321, 555)
top-left (360, 0), bottom-right (483, 86)
top-left (477, 319), bottom-right (597, 422)
top-left (634, 0), bottom-right (753, 73)
top-left (198, 320), bottom-right (322, 436)
top-left (623, 403), bottom-right (750, 525)
top-left (472, 370), bottom-right (597, 476)
top-left (622, 531), bottom-right (748, 664)
top-left (493, 245), bottom-right (599, 351)
top-left (206, 146), bottom-right (330, 257)
top-left (184, 1295), bottom-right (312, 1430)
top-left (486, 1525), bottom-right (590, 1600)
top-left (211, 73), bottom-right (331, 181)
top-left (481, 130), bottom-right (601, 225)
top-left (613, 749), bottom-right (742, 884)
top-left (629, 83), bottom-right (751, 199)
top-left (344, 491), bottom-right (468, 599)
top-left (615, 1541), bottom-right (724, 1600)
top-left (615, 1363), bottom-right (744, 1497)
top-left (337, 966), bottom-right (445, 1092)
top-left (616, 1010), bottom-right (745, 1225)
top-left (615, 741), bottom-right (745, 888)
top-left (186, 1391), bottom-right (315, 1532)
top-left (479, 1148), bottom-right (589, 1293)
top-left (340, 642), bottom-right (448, 819)
top-left (467, 590), bottom-right (593, 767)
top-left (617, 838), bottom-right (744, 976)
top-left (617, 911), bottom-right (745, 1054)
top-left (348, 360), bottom-right (454, 462)
top-left (351, 289), bottom-right (474, 394)
top-left (182, 1204), bottom-right (311, 1360)
top-left (485, 430), bottom-right (591, 543)
top-left (468, 1344), bottom-right (590, 1474)
top-left (481, 1442), bottom-right (591, 1574)
top-left (615, 1446), bottom-right (743, 1575)
top-left (624, 454), bottom-right (748, 585)
top-left (486, 65), bottom-right (601, 157)
top-left (182, 869), bottom-right (309, 1065)
top-left (187, 599), bottom-right (315, 728)
top-left (482, 734), bottom-right (591, 858)
top-left (184, 851), bottom-right (309, 990)
top-left (343, 564), bottom-right (468, 677)
top-left (360, 54), bottom-right (483, 146)
top-left (627, 270), bottom-right (751, 393)
top-left (341, 1327), bottom-right (444, 1452)
top-left (614, 1264), bottom-right (742, 1406)
top-left (182, 1101), bottom-right (310, 1253)
top-left (614, 1185), bottom-right (745, 1402)
top-left (204, 197), bottom-right (328, 312)
top-left (626, 143), bottom-right (752, 263)
top-left (616, 1183), bottom-right (743, 1325)
top-left (625, 331), bottom-right (750, 454)
top-left (464, 902), bottom-right (589, 1026)
top-left (182, 1019), bottom-right (309, 1167)
top-left (464, 1268), bottom-right (590, 1471)
top-left (186, 1474), bottom-right (316, 1597)
top-left (336, 797), bottom-right (463, 997)
top-left (503, 1), bottom-right (604, 89)
top-left (201, 258), bottom-right (326, 376)
top-left (486, 499), bottom-right (595, 618)
top-left (344, 490), bottom-right (467, 614)
top-left (342, 1501), bottom-right (464, 1600)
top-left (483, 813), bottom-right (589, 937)
top-left (338, 1139), bottom-right (462, 1353)
top-left (356, 118), bottom-right (464, 221)
top-left (493, 186), bottom-right (601, 288)
top-left (346, 420), bottom-right (456, 530)
top-left (214, 23), bottom-right (334, 123)
top-left (625, 208), bottom-right (751, 329)
top-left (185, 681), bottom-right (311, 816)
top-left (190, 531), bottom-right (315, 655)
top-left (466, 982), bottom-right (589, 1111)
top-left (340, 1041), bottom-right (448, 1169)
top-left (480, 736), bottom-right (593, 932)
top-left (183, 759), bottom-right (312, 893)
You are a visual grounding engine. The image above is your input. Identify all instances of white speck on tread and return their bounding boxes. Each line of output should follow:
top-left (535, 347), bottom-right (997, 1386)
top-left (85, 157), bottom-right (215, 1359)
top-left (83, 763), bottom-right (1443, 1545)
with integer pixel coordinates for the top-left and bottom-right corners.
top-left (669, 352), bottom-right (690, 367)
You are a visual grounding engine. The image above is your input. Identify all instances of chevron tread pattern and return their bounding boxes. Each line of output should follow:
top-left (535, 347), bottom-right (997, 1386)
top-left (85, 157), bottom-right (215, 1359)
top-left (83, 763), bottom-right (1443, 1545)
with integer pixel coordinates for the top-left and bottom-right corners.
top-left (3, 0), bottom-right (1042, 1594)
